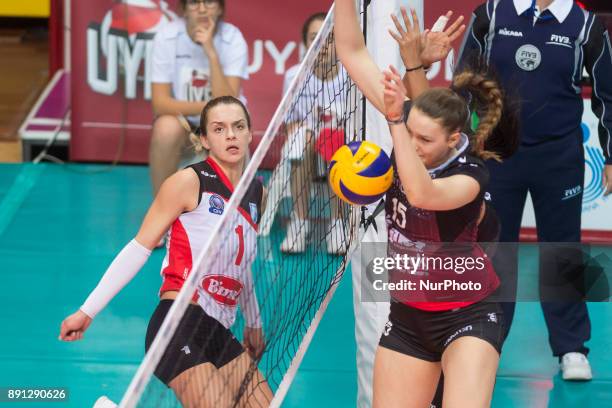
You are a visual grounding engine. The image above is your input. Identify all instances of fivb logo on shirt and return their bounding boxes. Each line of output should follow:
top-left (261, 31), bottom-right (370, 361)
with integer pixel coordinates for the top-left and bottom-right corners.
top-left (546, 34), bottom-right (572, 48)
top-left (515, 44), bottom-right (542, 72)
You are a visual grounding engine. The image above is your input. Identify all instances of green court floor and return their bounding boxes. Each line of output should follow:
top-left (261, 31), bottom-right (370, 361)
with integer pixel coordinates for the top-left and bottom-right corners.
top-left (0, 163), bottom-right (610, 407)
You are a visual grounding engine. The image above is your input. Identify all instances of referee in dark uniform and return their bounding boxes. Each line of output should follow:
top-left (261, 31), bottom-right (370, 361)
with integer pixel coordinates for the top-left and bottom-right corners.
top-left (457, 0), bottom-right (612, 380)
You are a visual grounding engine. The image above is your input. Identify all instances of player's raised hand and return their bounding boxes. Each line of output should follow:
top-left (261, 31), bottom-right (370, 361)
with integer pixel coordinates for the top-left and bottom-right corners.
top-left (59, 310), bottom-right (92, 342)
top-left (420, 11), bottom-right (466, 67)
top-left (381, 65), bottom-right (408, 122)
top-left (389, 7), bottom-right (424, 69)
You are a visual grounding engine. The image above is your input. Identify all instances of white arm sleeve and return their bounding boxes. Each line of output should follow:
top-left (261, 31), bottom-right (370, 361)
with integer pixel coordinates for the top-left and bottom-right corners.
top-left (239, 267), bottom-right (262, 328)
top-left (80, 239), bottom-right (152, 319)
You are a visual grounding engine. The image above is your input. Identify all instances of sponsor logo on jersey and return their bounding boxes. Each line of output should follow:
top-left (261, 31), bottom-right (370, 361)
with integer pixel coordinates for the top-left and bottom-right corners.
top-left (201, 171), bottom-right (217, 178)
top-left (498, 27), bottom-right (523, 37)
top-left (249, 202), bottom-right (258, 223)
top-left (181, 345), bottom-right (191, 355)
top-left (487, 312), bottom-right (498, 323)
top-left (546, 34), bottom-right (572, 48)
top-left (201, 275), bottom-right (243, 306)
top-left (209, 194), bottom-right (225, 215)
top-left (515, 44), bottom-right (542, 71)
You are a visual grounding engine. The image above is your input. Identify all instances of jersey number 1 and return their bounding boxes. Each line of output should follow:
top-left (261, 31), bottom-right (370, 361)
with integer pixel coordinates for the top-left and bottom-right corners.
top-left (235, 225), bottom-right (244, 266)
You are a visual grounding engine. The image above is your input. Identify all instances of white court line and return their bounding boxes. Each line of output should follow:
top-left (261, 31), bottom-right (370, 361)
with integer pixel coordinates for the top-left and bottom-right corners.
top-left (29, 118), bottom-right (71, 126)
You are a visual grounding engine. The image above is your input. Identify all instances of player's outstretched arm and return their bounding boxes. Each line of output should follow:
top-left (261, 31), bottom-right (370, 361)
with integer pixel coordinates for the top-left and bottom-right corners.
top-left (388, 7), bottom-right (430, 101)
top-left (390, 8), bottom-right (465, 100)
top-left (59, 169), bottom-right (199, 342)
top-left (334, 0), bottom-right (385, 113)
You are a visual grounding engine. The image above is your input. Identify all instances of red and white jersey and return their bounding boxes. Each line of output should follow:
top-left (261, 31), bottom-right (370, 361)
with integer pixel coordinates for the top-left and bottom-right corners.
top-left (159, 157), bottom-right (263, 328)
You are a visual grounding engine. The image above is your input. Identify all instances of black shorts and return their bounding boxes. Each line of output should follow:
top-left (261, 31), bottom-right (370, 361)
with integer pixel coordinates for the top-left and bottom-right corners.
top-left (379, 300), bottom-right (505, 362)
top-left (145, 300), bottom-right (244, 385)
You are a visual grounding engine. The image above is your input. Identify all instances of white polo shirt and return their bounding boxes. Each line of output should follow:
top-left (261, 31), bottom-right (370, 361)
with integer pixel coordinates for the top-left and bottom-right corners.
top-left (152, 19), bottom-right (248, 123)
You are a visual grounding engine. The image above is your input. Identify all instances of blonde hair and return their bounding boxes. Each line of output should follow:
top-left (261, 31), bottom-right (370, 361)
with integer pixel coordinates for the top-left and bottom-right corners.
top-left (188, 131), bottom-right (207, 155)
top-left (177, 115), bottom-right (208, 156)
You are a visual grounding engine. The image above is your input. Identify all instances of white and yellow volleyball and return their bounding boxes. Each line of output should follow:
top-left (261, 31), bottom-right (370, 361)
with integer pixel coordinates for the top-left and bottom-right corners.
top-left (328, 141), bottom-right (393, 205)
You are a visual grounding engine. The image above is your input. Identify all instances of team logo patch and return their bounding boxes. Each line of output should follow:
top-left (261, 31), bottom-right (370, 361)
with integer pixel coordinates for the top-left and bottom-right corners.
top-left (201, 275), bottom-right (243, 306)
top-left (515, 44), bottom-right (541, 71)
top-left (209, 194), bottom-right (225, 215)
top-left (249, 202), bottom-right (258, 223)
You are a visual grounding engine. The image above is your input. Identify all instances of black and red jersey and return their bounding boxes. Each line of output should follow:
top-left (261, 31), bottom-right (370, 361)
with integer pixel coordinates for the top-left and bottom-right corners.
top-left (385, 134), bottom-right (500, 311)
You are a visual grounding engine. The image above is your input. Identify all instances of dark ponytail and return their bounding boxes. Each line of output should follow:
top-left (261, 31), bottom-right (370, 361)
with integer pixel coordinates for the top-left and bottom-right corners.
top-left (453, 58), bottom-right (520, 161)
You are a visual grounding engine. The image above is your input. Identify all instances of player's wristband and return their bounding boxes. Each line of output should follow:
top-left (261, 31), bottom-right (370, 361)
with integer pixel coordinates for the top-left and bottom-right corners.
top-left (386, 99), bottom-right (409, 125)
top-left (406, 64), bottom-right (424, 72)
top-left (386, 112), bottom-right (406, 125)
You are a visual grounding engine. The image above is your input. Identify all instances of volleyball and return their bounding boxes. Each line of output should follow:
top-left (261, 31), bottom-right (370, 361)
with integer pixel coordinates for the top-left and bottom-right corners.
top-left (328, 141), bottom-right (393, 205)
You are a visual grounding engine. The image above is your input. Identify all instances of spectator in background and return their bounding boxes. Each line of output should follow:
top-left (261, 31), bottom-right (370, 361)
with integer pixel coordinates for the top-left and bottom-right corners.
top-left (277, 12), bottom-right (349, 255)
top-left (149, 0), bottom-right (248, 244)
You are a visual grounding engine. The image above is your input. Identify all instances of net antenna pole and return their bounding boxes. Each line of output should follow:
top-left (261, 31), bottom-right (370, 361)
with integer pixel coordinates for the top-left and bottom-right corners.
top-left (117, 1), bottom-right (361, 406)
top-left (361, 0), bottom-right (369, 142)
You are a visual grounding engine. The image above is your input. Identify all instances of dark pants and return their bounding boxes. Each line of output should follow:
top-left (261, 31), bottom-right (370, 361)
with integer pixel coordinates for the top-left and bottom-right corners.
top-left (487, 135), bottom-right (591, 357)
